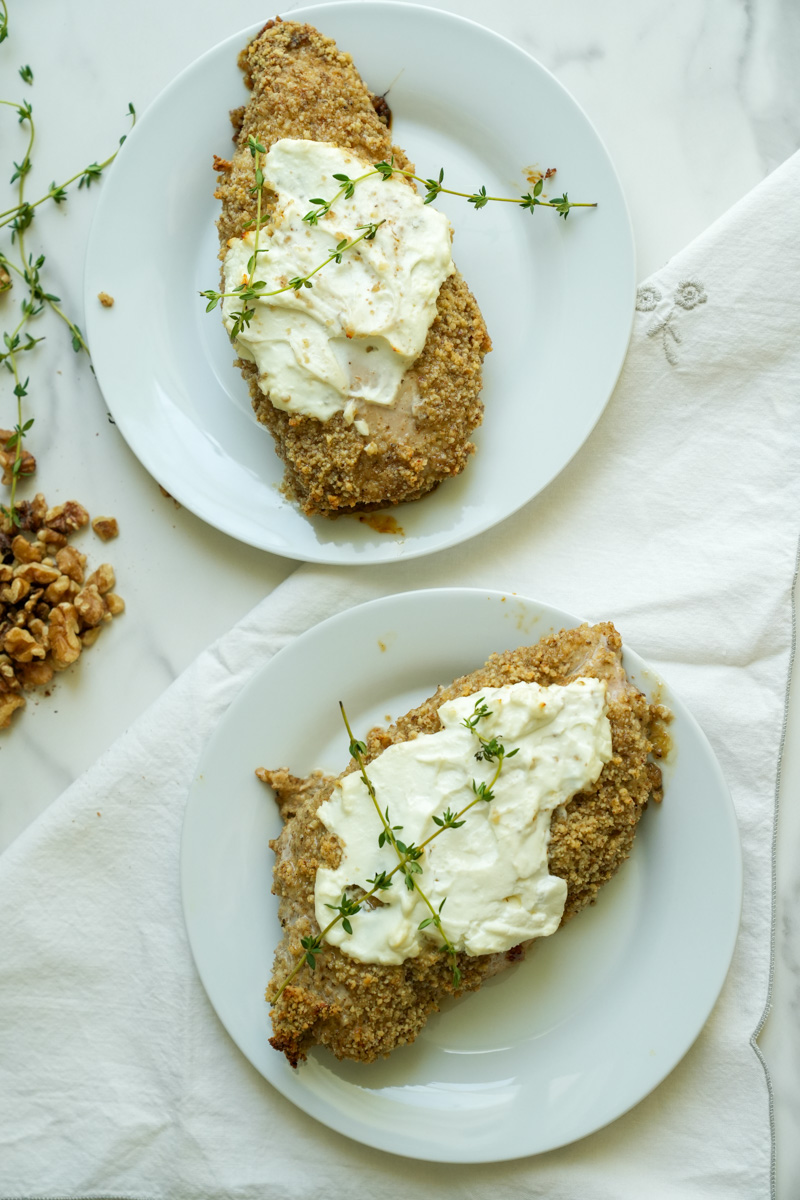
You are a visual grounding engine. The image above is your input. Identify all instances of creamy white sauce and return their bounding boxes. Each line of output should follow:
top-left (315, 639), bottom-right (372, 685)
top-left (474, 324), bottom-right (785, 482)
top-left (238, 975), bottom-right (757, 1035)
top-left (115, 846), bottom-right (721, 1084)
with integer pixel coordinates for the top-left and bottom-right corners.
top-left (315, 679), bottom-right (612, 965)
top-left (221, 139), bottom-right (454, 424)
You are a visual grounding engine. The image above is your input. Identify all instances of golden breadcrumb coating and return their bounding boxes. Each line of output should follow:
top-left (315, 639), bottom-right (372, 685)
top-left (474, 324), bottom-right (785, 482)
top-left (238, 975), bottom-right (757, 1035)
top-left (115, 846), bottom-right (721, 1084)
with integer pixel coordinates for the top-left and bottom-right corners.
top-left (214, 18), bottom-right (491, 517)
top-left (258, 622), bottom-right (665, 1067)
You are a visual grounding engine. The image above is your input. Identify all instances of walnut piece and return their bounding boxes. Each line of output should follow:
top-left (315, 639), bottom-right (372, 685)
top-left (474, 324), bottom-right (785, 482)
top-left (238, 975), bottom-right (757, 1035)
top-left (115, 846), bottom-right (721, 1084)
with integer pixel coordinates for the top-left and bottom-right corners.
top-left (11, 535), bottom-right (42, 564)
top-left (38, 528), bottom-right (67, 548)
top-left (16, 659), bottom-right (54, 688)
top-left (3, 627), bottom-right (45, 663)
top-left (55, 545), bottom-right (86, 584)
top-left (14, 561), bottom-right (61, 586)
top-left (80, 626), bottom-right (103, 647)
top-left (0, 691), bottom-right (25, 729)
top-left (91, 516), bottom-right (119, 541)
top-left (97, 292), bottom-right (114, 308)
top-left (74, 584), bottom-right (106, 628)
top-left (44, 501), bottom-right (89, 534)
top-left (48, 602), bottom-right (82, 670)
top-left (87, 563), bottom-right (115, 595)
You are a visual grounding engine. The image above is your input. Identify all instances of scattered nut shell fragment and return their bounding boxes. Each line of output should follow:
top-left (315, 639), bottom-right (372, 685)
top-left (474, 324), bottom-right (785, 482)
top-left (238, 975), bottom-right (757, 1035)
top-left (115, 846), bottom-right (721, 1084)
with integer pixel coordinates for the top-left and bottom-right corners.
top-left (91, 516), bottom-right (118, 541)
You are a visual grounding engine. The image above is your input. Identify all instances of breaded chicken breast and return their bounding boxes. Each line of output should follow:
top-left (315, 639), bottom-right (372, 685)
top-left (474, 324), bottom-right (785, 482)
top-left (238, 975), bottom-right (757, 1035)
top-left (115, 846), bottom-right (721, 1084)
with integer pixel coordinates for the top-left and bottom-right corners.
top-left (214, 18), bottom-right (491, 517)
top-left (258, 623), bottom-right (665, 1066)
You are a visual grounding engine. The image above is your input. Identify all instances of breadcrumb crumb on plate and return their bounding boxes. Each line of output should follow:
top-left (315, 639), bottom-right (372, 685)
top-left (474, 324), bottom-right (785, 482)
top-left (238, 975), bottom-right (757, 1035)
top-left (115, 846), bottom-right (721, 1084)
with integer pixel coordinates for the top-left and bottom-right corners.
top-left (85, 2), bottom-right (634, 564)
top-left (181, 589), bottom-right (741, 1162)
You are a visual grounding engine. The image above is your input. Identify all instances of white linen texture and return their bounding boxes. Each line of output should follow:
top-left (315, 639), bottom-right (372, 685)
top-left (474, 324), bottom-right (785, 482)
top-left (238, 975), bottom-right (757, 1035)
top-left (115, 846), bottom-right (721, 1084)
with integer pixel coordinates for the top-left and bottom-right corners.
top-left (2, 149), bottom-right (799, 1200)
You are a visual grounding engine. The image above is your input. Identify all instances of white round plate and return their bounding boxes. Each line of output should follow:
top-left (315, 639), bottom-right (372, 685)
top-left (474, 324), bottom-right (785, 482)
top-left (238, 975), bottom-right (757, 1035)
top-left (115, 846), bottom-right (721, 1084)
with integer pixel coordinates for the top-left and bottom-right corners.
top-left (181, 589), bottom-right (741, 1162)
top-left (85, 3), bottom-right (634, 564)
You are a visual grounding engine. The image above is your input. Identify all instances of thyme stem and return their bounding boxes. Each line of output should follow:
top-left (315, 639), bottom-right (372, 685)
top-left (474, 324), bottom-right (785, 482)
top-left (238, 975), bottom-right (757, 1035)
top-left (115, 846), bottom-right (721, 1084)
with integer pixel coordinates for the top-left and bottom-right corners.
top-left (0, 102), bottom-right (136, 228)
top-left (1, 46), bottom-right (135, 525)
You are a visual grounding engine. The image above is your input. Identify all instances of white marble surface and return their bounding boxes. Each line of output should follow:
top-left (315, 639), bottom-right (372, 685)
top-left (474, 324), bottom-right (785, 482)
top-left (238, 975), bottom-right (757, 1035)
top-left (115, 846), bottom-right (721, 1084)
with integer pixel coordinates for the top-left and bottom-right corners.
top-left (1, 0), bottom-right (797, 1194)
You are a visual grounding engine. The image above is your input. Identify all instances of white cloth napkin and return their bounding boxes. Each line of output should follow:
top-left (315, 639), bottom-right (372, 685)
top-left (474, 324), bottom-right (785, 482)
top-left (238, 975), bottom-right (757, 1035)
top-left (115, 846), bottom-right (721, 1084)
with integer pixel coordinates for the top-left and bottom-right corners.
top-left (2, 148), bottom-right (799, 1200)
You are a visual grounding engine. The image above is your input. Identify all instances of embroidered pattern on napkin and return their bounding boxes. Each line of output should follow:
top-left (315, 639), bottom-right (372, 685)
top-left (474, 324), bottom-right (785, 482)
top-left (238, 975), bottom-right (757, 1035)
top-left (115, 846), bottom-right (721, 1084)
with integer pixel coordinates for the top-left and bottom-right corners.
top-left (636, 280), bottom-right (708, 364)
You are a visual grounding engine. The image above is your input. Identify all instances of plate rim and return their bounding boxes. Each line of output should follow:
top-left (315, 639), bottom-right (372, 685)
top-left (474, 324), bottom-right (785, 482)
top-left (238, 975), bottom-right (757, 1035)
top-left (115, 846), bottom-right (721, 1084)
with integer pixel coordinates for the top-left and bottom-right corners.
top-left (84, 2), bottom-right (635, 565)
top-left (180, 585), bottom-right (743, 1162)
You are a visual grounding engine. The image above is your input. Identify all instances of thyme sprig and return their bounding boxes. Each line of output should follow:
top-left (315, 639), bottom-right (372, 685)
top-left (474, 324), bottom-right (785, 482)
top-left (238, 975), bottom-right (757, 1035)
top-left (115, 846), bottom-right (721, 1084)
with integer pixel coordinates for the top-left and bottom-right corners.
top-left (200, 139), bottom-right (384, 344)
top-left (0, 101), bottom-right (135, 232)
top-left (303, 160), bottom-right (595, 224)
top-left (0, 35), bottom-right (136, 525)
top-left (207, 156), bottom-right (592, 341)
top-left (269, 695), bottom-right (518, 1005)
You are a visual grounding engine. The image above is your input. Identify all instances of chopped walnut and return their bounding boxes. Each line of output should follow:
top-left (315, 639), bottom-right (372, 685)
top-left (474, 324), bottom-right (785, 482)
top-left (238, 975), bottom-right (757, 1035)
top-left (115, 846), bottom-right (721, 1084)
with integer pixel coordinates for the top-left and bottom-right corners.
top-left (38, 528), bottom-right (67, 548)
top-left (1, 577), bottom-right (30, 604)
top-left (97, 292), bottom-right (115, 308)
top-left (0, 691), bottom-right (25, 729)
top-left (16, 659), bottom-right (54, 688)
top-left (3, 626), bottom-right (45, 663)
top-left (14, 560), bottom-right (61, 586)
top-left (27, 617), bottom-right (49, 650)
top-left (48, 602), bottom-right (82, 670)
top-left (0, 660), bottom-right (16, 688)
top-left (44, 574), bottom-right (71, 604)
top-left (44, 501), bottom-right (89, 534)
top-left (0, 491), bottom-right (124, 729)
top-left (11, 534), bottom-right (42, 564)
top-left (55, 544), bottom-right (86, 584)
top-left (91, 515), bottom-right (119, 541)
top-left (19, 493), bottom-right (48, 531)
top-left (74, 584), bottom-right (106, 628)
top-left (87, 563), bottom-right (115, 595)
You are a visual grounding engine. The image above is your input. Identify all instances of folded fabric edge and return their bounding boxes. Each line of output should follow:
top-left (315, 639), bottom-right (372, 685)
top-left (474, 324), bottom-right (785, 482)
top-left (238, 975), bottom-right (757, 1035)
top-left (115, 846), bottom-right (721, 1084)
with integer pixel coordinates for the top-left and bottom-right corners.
top-left (750, 529), bottom-right (800, 1200)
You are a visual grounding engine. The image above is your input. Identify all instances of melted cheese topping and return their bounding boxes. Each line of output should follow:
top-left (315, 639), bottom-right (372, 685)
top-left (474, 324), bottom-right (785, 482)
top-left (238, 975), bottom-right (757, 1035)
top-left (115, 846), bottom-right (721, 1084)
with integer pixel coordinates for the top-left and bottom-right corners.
top-left (315, 679), bottom-right (612, 965)
top-left (221, 139), bottom-right (454, 425)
